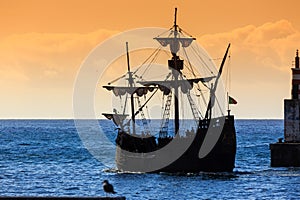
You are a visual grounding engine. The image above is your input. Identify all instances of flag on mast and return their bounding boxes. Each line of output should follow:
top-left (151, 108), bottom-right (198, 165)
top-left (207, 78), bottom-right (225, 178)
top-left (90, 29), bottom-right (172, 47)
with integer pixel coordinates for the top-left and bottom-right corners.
top-left (229, 96), bottom-right (237, 104)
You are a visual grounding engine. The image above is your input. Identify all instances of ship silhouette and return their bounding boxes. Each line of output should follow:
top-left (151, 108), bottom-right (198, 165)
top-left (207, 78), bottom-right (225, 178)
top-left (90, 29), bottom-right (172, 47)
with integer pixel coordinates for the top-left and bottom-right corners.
top-left (103, 8), bottom-right (236, 173)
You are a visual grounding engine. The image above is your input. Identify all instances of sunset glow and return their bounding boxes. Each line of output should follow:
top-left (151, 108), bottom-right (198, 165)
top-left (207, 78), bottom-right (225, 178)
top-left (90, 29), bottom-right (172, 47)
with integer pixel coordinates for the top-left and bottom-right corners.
top-left (1, 0), bottom-right (300, 118)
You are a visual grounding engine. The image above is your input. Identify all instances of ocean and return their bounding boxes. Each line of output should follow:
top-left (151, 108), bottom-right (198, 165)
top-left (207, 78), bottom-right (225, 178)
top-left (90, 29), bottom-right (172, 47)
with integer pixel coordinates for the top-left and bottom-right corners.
top-left (0, 119), bottom-right (299, 199)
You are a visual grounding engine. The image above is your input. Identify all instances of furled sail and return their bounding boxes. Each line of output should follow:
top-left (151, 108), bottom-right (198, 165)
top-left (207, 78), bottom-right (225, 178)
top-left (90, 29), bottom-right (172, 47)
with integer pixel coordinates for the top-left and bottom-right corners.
top-left (154, 37), bottom-right (195, 54)
top-left (102, 113), bottom-right (129, 127)
top-left (103, 86), bottom-right (157, 97)
top-left (138, 76), bottom-right (215, 94)
top-left (155, 37), bottom-right (195, 47)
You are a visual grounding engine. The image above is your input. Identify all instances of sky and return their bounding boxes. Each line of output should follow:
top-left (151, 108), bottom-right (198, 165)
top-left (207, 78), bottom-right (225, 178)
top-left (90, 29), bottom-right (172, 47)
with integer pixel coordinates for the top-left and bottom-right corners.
top-left (0, 0), bottom-right (300, 119)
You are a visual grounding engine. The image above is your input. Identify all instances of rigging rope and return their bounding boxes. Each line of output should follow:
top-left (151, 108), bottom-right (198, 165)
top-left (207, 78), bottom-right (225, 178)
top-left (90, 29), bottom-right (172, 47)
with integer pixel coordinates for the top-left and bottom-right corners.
top-left (190, 44), bottom-right (214, 75)
top-left (144, 94), bottom-right (152, 133)
top-left (137, 46), bottom-right (163, 79)
top-left (156, 27), bottom-right (173, 38)
top-left (181, 47), bottom-right (209, 117)
top-left (133, 46), bottom-right (162, 75)
top-left (178, 27), bottom-right (194, 38)
top-left (108, 74), bottom-right (127, 85)
top-left (137, 97), bottom-right (150, 134)
top-left (159, 92), bottom-right (172, 138)
top-left (213, 93), bottom-right (225, 117)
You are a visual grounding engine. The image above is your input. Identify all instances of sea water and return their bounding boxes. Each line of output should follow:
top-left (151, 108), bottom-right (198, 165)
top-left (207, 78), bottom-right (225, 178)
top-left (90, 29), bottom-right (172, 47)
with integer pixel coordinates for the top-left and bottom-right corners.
top-left (0, 120), bottom-right (299, 199)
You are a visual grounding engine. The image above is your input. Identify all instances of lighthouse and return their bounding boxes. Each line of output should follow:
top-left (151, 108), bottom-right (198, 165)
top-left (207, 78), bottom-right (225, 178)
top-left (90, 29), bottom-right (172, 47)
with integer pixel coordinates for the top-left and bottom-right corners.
top-left (270, 50), bottom-right (300, 167)
top-left (291, 50), bottom-right (300, 99)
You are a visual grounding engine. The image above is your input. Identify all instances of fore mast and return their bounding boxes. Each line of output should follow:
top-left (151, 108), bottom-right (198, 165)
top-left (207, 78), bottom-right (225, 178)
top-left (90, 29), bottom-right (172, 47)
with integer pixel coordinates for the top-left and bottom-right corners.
top-left (154, 8), bottom-right (195, 134)
top-left (126, 42), bottom-right (136, 135)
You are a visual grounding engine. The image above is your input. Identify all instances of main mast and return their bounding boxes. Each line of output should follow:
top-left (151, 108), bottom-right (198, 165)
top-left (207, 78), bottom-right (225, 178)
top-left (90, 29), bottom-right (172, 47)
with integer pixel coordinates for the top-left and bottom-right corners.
top-left (172, 8), bottom-right (180, 135)
top-left (154, 8), bottom-right (195, 135)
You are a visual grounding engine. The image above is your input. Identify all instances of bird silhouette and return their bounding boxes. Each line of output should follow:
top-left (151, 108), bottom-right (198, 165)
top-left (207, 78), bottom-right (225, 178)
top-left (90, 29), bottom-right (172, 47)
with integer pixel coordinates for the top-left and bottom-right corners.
top-left (102, 180), bottom-right (116, 195)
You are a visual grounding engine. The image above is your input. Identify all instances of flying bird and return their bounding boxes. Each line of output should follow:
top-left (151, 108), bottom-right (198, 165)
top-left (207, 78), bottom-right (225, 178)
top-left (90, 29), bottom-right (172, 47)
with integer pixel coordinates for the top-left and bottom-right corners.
top-left (102, 180), bottom-right (116, 195)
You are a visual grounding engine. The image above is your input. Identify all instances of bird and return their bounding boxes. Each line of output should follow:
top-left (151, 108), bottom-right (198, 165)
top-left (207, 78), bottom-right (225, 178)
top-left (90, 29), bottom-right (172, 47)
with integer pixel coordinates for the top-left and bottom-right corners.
top-left (102, 180), bottom-right (116, 195)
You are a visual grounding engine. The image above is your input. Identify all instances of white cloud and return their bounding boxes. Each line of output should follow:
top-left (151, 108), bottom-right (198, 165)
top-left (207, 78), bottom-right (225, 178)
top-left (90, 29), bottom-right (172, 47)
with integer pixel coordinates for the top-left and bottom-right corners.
top-left (0, 29), bottom-right (118, 118)
top-left (198, 20), bottom-right (300, 118)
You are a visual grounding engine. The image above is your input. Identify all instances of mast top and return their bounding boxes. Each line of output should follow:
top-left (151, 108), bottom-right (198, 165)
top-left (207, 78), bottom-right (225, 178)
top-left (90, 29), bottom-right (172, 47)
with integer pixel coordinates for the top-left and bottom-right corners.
top-left (296, 49), bottom-right (299, 69)
top-left (174, 8), bottom-right (178, 32)
top-left (126, 42), bottom-right (135, 86)
top-left (154, 8), bottom-right (195, 56)
top-left (126, 42), bottom-right (131, 72)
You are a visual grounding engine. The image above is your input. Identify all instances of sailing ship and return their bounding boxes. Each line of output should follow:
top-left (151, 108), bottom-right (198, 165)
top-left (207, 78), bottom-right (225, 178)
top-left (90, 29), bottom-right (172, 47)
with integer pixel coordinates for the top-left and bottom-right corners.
top-left (102, 8), bottom-right (236, 173)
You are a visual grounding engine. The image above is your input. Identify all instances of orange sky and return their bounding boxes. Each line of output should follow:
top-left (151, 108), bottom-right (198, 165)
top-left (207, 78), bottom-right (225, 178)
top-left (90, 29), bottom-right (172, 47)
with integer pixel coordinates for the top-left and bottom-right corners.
top-left (1, 0), bottom-right (300, 119)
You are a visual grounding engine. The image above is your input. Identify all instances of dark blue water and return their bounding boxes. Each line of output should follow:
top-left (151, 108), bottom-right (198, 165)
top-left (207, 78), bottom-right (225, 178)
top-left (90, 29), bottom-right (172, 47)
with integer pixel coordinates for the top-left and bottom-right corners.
top-left (0, 120), bottom-right (299, 199)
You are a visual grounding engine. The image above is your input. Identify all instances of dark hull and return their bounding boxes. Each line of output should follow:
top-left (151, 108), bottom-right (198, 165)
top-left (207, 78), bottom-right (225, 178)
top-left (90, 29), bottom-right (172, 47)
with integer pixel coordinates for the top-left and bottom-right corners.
top-left (115, 115), bottom-right (236, 173)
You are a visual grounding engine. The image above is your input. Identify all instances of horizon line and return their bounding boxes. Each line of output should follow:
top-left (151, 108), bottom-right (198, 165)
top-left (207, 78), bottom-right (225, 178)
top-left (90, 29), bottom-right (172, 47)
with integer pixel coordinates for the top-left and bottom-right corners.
top-left (0, 118), bottom-right (284, 120)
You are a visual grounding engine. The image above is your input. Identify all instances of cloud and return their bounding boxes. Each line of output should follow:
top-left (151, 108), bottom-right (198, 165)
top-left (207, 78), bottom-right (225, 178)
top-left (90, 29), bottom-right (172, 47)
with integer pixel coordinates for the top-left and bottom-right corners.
top-left (1, 20), bottom-right (300, 118)
top-left (0, 29), bottom-right (118, 118)
top-left (198, 20), bottom-right (300, 118)
top-left (199, 20), bottom-right (300, 71)
top-left (0, 29), bottom-right (118, 89)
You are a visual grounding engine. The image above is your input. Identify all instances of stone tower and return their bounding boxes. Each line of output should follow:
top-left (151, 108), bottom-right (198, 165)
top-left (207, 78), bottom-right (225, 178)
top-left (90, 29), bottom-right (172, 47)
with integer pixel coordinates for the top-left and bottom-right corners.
top-left (270, 50), bottom-right (300, 167)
